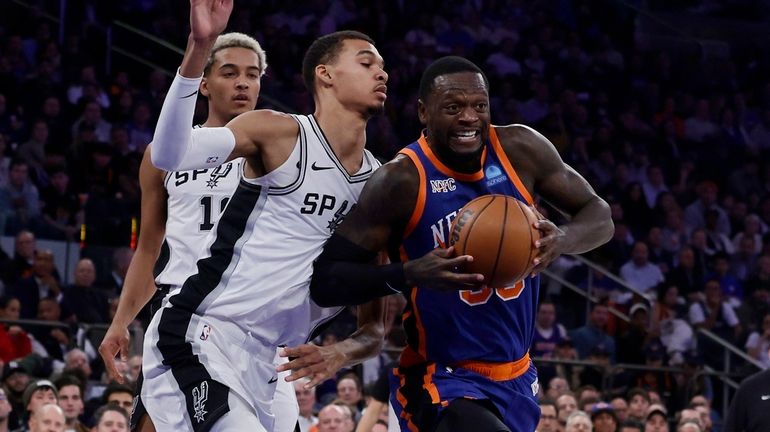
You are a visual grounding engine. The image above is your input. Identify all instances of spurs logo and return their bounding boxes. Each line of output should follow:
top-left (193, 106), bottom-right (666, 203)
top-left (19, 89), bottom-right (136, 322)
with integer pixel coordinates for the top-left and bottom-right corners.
top-left (206, 163), bottom-right (233, 189)
top-left (192, 381), bottom-right (209, 423)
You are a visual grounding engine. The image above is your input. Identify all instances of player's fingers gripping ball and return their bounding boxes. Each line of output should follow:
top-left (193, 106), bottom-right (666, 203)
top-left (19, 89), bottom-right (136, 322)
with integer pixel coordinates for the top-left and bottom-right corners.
top-left (450, 195), bottom-right (540, 287)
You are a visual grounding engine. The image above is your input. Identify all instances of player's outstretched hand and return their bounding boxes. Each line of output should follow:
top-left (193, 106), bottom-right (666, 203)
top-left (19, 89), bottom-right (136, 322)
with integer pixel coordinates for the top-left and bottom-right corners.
top-left (405, 246), bottom-right (484, 291)
top-left (190, 0), bottom-right (233, 42)
top-left (277, 344), bottom-right (345, 388)
top-left (530, 212), bottom-right (566, 276)
top-left (98, 324), bottom-right (131, 384)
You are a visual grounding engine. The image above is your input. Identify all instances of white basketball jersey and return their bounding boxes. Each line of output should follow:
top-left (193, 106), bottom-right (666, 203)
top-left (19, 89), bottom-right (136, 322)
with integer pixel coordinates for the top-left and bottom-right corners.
top-left (154, 144), bottom-right (243, 287)
top-left (170, 115), bottom-right (380, 347)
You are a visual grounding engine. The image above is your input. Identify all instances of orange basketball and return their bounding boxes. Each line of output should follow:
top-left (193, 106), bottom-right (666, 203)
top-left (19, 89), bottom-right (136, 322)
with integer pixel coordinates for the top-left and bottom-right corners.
top-left (449, 195), bottom-right (540, 288)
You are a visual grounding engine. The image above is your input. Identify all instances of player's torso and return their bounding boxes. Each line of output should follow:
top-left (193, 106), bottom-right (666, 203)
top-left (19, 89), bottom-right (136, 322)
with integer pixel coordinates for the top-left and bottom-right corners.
top-left (186, 114), bottom-right (378, 346)
top-left (154, 156), bottom-right (243, 286)
top-left (399, 127), bottom-right (539, 365)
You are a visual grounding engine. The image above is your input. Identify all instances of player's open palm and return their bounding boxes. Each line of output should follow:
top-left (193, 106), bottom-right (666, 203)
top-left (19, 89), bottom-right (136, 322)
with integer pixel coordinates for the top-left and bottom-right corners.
top-left (98, 324), bottom-right (131, 384)
top-left (190, 0), bottom-right (233, 41)
top-left (277, 344), bottom-right (345, 388)
top-left (405, 246), bottom-right (484, 291)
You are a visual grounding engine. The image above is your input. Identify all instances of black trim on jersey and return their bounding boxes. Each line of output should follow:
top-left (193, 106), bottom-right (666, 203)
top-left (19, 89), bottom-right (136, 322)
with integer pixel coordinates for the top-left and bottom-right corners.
top-left (266, 114), bottom-right (309, 196)
top-left (155, 181), bottom-right (265, 432)
top-left (306, 306), bottom-right (345, 343)
top-left (308, 115), bottom-right (373, 184)
top-left (152, 239), bottom-right (171, 280)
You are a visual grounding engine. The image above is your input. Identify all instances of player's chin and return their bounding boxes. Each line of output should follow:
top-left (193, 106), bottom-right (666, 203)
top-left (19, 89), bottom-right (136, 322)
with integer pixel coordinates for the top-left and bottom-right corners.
top-left (366, 102), bottom-right (386, 117)
top-left (448, 136), bottom-right (483, 154)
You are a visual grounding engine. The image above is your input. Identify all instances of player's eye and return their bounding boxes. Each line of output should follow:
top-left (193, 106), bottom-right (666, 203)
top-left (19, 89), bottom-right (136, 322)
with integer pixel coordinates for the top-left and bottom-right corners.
top-left (248, 73), bottom-right (259, 79)
top-left (361, 63), bottom-right (371, 68)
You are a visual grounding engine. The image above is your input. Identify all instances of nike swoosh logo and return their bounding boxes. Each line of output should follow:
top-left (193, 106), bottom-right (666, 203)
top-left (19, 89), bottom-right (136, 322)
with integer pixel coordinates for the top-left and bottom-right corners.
top-left (268, 376), bottom-right (278, 384)
top-left (762, 395), bottom-right (770, 400)
top-left (181, 90), bottom-right (199, 99)
top-left (311, 162), bottom-right (334, 171)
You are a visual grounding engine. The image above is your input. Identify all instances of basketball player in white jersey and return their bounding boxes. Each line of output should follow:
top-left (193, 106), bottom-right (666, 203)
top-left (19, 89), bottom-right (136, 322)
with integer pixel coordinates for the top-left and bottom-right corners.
top-left (142, 1), bottom-right (388, 431)
top-left (99, 28), bottom-right (386, 432)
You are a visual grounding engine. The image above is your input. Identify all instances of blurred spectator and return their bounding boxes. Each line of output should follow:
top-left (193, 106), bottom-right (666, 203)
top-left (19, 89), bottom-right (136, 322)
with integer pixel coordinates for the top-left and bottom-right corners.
top-left (570, 303), bottom-right (616, 363)
top-left (611, 397), bottom-right (629, 423)
top-left (532, 300), bottom-right (568, 385)
top-left (9, 249), bottom-right (61, 320)
top-left (294, 379), bottom-right (318, 432)
top-left (126, 355), bottom-right (141, 384)
top-left (91, 404), bottom-right (129, 432)
top-left (32, 298), bottom-right (72, 361)
top-left (642, 165), bottom-right (670, 209)
top-left (545, 376), bottom-right (570, 401)
top-left (0, 160), bottom-right (42, 235)
top-left (99, 248), bottom-right (133, 298)
top-left (645, 404), bottom-right (669, 432)
top-left (39, 167), bottom-right (82, 241)
top-left (335, 373), bottom-right (363, 420)
top-left (557, 393), bottom-right (578, 428)
top-left (618, 303), bottom-right (656, 364)
top-left (620, 242), bottom-right (665, 300)
top-left (61, 258), bottom-right (110, 324)
top-left (591, 402), bottom-right (619, 432)
top-left (27, 403), bottom-right (65, 432)
top-left (53, 374), bottom-right (88, 432)
top-left (101, 383), bottom-right (133, 413)
top-left (708, 253), bottom-right (743, 307)
top-left (620, 420), bottom-right (644, 432)
top-left (667, 247), bottom-right (706, 302)
top-left (627, 388), bottom-right (651, 423)
top-left (0, 296), bottom-right (32, 363)
top-left (67, 65), bottom-right (110, 109)
top-left (3, 363), bottom-right (31, 429)
top-left (690, 395), bottom-right (717, 432)
top-left (744, 312), bottom-right (770, 368)
top-left (17, 119), bottom-right (49, 183)
top-left (684, 182), bottom-right (730, 237)
top-left (565, 410), bottom-right (592, 432)
top-left (71, 101), bottom-right (111, 143)
top-left (1, 230), bottom-right (36, 286)
top-left (538, 399), bottom-right (559, 432)
top-left (22, 379), bottom-right (58, 422)
top-left (689, 279), bottom-right (741, 344)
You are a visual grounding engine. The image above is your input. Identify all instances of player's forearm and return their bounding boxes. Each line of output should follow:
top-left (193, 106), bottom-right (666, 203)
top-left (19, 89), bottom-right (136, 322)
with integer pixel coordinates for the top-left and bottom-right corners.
top-left (111, 251), bottom-right (158, 328)
top-left (559, 196), bottom-right (614, 254)
top-left (336, 322), bottom-right (385, 369)
top-left (180, 35), bottom-right (216, 78)
top-left (310, 235), bottom-right (406, 307)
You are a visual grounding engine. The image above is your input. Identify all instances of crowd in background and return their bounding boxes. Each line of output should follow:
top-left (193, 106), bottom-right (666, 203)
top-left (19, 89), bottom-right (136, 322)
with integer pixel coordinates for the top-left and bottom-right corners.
top-left (0, 0), bottom-right (769, 430)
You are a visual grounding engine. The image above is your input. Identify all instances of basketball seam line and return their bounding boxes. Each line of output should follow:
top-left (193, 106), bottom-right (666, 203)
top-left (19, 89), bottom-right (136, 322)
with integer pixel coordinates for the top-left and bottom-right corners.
top-left (490, 195), bottom-right (507, 287)
top-left (462, 196), bottom-right (495, 277)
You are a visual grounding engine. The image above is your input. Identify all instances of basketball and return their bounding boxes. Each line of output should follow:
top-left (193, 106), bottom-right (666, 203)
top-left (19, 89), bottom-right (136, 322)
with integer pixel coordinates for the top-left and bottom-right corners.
top-left (449, 195), bottom-right (541, 288)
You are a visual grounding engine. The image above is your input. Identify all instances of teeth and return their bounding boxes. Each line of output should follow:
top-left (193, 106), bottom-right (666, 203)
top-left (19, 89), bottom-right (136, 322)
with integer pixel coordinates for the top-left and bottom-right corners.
top-left (455, 131), bottom-right (476, 138)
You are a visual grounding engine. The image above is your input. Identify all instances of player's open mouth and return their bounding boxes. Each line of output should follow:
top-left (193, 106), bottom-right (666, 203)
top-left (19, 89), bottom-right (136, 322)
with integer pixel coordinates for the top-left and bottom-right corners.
top-left (451, 131), bottom-right (480, 142)
top-left (233, 94), bottom-right (250, 101)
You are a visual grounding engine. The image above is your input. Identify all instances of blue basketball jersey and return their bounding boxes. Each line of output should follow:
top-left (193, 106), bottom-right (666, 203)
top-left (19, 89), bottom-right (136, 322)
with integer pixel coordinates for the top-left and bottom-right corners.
top-left (398, 127), bottom-right (540, 367)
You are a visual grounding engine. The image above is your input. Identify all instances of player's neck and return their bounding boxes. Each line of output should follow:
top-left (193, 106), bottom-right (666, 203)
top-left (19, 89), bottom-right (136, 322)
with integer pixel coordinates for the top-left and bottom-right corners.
top-left (314, 106), bottom-right (368, 171)
top-left (201, 109), bottom-right (231, 128)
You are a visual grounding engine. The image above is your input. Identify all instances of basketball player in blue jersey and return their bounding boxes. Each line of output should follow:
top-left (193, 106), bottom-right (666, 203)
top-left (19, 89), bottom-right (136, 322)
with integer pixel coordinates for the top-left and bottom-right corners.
top-left (309, 56), bottom-right (614, 432)
top-left (142, 1), bottom-right (388, 430)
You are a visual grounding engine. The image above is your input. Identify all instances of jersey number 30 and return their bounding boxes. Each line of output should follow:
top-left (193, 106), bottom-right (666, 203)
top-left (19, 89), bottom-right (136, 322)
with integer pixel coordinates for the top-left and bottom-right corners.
top-left (199, 196), bottom-right (230, 231)
top-left (460, 279), bottom-right (525, 306)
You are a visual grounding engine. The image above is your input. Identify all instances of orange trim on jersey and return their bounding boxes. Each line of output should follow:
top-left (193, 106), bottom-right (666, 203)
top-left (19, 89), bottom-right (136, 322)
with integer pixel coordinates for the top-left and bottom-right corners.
top-left (399, 149), bottom-right (427, 239)
top-left (454, 352), bottom-right (531, 382)
top-left (423, 363), bottom-right (441, 403)
top-left (395, 368), bottom-right (420, 432)
top-left (488, 127), bottom-right (534, 205)
top-left (417, 135), bottom-right (487, 182)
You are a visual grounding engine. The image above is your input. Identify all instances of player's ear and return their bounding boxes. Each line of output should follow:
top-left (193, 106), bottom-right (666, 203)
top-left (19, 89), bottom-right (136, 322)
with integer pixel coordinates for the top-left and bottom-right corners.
top-left (316, 64), bottom-right (333, 88)
top-left (199, 78), bottom-right (210, 98)
top-left (417, 99), bottom-right (428, 125)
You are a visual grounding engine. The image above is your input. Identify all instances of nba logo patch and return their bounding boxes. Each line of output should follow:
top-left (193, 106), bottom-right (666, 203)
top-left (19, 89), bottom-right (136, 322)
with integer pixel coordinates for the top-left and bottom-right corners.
top-left (206, 156), bottom-right (219, 164)
top-left (200, 324), bottom-right (211, 341)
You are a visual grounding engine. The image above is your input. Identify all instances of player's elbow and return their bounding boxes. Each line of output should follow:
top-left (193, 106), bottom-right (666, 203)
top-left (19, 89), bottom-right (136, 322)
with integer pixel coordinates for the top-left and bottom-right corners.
top-left (149, 141), bottom-right (180, 171)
